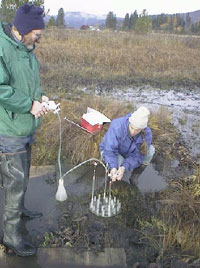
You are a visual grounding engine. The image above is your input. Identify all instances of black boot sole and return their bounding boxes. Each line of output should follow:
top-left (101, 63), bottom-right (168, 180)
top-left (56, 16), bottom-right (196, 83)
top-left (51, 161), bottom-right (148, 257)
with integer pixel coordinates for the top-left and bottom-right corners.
top-left (3, 241), bottom-right (37, 257)
top-left (21, 213), bottom-right (43, 219)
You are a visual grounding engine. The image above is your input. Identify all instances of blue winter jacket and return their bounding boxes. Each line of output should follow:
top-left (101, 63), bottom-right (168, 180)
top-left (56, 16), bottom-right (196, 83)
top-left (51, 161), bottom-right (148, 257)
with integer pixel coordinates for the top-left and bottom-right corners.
top-left (99, 113), bottom-right (152, 171)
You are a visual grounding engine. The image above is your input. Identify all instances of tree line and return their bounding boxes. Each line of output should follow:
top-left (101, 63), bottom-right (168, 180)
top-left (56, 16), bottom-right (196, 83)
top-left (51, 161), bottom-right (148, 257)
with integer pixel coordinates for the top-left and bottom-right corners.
top-left (105, 10), bottom-right (200, 34)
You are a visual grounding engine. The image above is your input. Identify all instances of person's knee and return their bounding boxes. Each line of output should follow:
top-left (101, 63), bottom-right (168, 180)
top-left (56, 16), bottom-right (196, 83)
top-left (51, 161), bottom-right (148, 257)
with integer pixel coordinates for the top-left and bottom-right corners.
top-left (142, 144), bottom-right (155, 165)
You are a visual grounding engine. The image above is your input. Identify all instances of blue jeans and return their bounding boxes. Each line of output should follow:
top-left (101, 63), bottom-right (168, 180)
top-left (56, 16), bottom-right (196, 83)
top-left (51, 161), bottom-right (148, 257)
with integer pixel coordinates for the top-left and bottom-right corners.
top-left (117, 145), bottom-right (155, 182)
top-left (0, 134), bottom-right (35, 153)
top-left (118, 144), bottom-right (155, 167)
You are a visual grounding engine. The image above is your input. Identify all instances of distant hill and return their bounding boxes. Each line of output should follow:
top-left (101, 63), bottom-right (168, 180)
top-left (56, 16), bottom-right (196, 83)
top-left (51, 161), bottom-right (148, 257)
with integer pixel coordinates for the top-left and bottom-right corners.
top-left (45, 12), bottom-right (107, 29)
top-left (45, 10), bottom-right (200, 29)
top-left (64, 12), bottom-right (106, 28)
top-left (181, 10), bottom-right (200, 23)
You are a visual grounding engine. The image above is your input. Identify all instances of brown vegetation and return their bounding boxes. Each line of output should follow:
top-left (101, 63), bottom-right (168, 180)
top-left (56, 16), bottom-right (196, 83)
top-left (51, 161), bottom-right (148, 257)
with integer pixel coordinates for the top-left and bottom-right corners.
top-left (36, 29), bottom-right (200, 92)
top-left (147, 171), bottom-right (200, 259)
top-left (160, 174), bottom-right (200, 258)
top-left (32, 96), bottom-right (172, 165)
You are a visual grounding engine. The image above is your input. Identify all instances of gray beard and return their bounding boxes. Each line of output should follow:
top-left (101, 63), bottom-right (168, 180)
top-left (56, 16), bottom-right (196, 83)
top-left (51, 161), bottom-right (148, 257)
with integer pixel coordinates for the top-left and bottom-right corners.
top-left (26, 44), bottom-right (34, 50)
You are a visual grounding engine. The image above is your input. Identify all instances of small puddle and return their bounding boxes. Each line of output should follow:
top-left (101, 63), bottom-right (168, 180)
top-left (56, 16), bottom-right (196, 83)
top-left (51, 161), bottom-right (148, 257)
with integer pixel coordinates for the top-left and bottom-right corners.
top-left (136, 163), bottom-right (167, 193)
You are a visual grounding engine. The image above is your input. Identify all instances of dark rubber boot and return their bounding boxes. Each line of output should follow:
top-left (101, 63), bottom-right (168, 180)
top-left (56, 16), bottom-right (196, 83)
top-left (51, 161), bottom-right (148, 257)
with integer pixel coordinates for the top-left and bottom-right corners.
top-left (3, 208), bottom-right (36, 256)
top-left (21, 207), bottom-right (43, 219)
top-left (129, 164), bottom-right (147, 186)
top-left (1, 150), bottom-right (36, 256)
top-left (20, 145), bottom-right (43, 219)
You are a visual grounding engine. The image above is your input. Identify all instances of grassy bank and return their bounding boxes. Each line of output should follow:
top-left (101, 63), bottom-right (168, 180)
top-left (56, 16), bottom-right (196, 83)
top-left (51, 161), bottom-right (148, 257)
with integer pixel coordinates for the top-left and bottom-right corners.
top-left (36, 29), bottom-right (200, 91)
top-left (137, 172), bottom-right (200, 263)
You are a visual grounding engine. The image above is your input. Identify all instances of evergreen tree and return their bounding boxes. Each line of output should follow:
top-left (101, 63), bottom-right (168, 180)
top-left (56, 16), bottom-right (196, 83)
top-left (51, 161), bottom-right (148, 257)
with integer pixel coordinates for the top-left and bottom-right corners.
top-left (105, 11), bottom-right (113, 29)
top-left (135, 9), bottom-right (152, 34)
top-left (173, 15), bottom-right (178, 32)
top-left (129, 13), bottom-right (134, 30)
top-left (185, 13), bottom-right (191, 32)
top-left (159, 14), bottom-right (169, 31)
top-left (152, 15), bottom-right (159, 30)
top-left (152, 13), bottom-right (168, 30)
top-left (130, 10), bottom-right (138, 30)
top-left (47, 16), bottom-right (56, 27)
top-left (168, 16), bottom-right (173, 32)
top-left (122, 13), bottom-right (129, 30)
top-left (105, 11), bottom-right (117, 30)
top-left (0, 0), bottom-right (44, 23)
top-left (177, 14), bottom-right (185, 29)
top-left (56, 7), bottom-right (65, 28)
top-left (191, 21), bottom-right (200, 34)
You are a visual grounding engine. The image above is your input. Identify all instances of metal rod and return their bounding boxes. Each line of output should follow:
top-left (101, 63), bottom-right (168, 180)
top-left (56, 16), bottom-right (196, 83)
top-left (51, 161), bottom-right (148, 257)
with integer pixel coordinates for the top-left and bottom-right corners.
top-left (64, 117), bottom-right (92, 133)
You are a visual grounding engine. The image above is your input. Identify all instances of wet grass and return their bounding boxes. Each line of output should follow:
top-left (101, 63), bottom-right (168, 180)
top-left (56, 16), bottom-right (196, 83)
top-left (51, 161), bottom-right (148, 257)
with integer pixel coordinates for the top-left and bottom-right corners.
top-left (136, 169), bottom-right (200, 262)
top-left (36, 28), bottom-right (200, 91)
top-left (160, 173), bottom-right (200, 258)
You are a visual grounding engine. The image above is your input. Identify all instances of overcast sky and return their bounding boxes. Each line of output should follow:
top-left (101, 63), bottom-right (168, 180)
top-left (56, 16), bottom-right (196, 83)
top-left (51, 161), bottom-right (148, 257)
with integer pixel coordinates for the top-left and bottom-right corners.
top-left (44, 0), bottom-right (200, 17)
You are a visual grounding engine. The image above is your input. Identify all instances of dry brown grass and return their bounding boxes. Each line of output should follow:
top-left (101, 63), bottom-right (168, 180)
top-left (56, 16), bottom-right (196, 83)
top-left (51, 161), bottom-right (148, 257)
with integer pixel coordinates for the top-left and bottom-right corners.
top-left (36, 29), bottom-right (200, 92)
top-left (158, 171), bottom-right (200, 258)
top-left (137, 171), bottom-right (200, 259)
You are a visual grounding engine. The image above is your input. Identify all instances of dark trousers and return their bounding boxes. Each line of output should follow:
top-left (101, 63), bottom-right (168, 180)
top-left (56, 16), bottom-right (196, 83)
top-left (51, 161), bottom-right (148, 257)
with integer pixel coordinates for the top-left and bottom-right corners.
top-left (0, 135), bottom-right (34, 245)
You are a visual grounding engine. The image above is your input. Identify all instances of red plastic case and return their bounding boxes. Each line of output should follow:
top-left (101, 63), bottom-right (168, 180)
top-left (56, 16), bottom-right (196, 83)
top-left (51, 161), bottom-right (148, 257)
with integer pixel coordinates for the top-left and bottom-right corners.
top-left (81, 118), bottom-right (103, 133)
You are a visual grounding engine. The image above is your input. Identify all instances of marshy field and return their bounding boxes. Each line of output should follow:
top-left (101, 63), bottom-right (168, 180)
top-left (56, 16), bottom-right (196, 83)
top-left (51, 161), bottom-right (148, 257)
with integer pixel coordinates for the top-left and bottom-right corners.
top-left (36, 28), bottom-right (200, 92)
top-left (32, 29), bottom-right (200, 267)
top-left (2, 29), bottom-right (200, 267)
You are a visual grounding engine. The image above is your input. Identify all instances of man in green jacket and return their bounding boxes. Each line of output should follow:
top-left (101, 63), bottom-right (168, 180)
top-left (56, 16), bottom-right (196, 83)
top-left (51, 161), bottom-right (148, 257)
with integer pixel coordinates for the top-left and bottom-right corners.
top-left (0, 4), bottom-right (49, 256)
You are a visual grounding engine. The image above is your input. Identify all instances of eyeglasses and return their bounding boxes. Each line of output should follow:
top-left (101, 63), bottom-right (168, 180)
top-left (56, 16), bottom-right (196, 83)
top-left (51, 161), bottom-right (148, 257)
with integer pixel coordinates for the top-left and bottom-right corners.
top-left (32, 32), bottom-right (43, 39)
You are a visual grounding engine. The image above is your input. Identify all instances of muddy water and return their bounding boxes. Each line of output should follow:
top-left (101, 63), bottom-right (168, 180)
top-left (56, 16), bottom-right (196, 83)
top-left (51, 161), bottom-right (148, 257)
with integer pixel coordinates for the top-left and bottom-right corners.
top-left (0, 160), bottom-right (166, 267)
top-left (136, 163), bottom-right (167, 193)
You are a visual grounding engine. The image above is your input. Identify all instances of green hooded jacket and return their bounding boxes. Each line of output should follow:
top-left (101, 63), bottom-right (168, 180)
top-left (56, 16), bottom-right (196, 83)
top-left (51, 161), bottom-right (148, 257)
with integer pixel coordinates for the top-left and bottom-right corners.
top-left (0, 22), bottom-right (44, 137)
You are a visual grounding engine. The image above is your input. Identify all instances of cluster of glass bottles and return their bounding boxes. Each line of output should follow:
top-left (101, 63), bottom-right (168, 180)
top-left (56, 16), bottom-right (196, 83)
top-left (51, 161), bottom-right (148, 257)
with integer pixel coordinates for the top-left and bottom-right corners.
top-left (89, 163), bottom-right (121, 217)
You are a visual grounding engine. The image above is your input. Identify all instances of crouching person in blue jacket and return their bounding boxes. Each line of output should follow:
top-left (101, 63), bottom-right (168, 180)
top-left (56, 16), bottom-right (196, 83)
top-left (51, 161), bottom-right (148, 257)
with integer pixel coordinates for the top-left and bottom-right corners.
top-left (99, 107), bottom-right (155, 183)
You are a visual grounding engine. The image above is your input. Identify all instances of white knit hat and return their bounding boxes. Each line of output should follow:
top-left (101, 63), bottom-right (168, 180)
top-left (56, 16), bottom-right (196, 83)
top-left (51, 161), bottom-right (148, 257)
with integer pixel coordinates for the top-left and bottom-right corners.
top-left (129, 107), bottom-right (150, 129)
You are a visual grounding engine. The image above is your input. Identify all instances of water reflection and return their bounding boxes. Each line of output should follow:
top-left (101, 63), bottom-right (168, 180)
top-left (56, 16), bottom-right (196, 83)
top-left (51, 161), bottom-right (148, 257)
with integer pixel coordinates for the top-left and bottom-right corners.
top-left (136, 163), bottom-right (167, 193)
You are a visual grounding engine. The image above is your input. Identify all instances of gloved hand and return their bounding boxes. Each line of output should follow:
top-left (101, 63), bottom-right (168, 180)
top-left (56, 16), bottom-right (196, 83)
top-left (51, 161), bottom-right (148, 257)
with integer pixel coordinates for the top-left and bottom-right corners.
top-left (116, 166), bottom-right (125, 181)
top-left (110, 168), bottom-right (118, 181)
